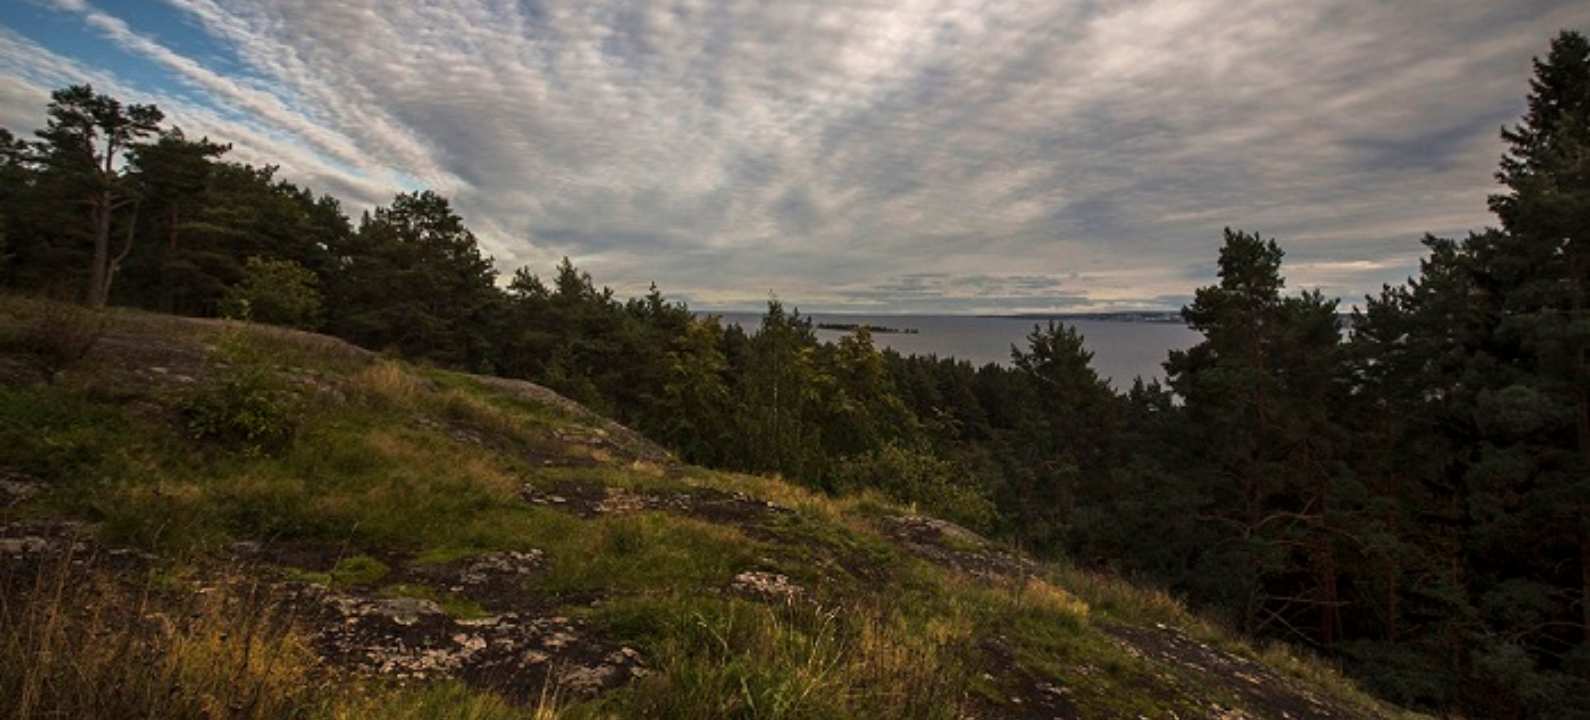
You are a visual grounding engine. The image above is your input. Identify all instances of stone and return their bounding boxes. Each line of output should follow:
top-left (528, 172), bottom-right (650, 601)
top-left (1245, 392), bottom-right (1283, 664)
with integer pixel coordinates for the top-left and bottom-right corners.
top-left (731, 570), bottom-right (805, 603)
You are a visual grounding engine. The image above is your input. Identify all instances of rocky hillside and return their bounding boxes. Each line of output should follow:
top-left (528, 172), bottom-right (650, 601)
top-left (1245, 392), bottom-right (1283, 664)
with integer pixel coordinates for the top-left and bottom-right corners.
top-left (0, 297), bottom-right (1424, 720)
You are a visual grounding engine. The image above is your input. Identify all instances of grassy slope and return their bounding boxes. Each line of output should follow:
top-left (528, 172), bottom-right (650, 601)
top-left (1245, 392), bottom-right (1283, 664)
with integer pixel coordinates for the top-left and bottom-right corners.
top-left (0, 297), bottom-right (1425, 720)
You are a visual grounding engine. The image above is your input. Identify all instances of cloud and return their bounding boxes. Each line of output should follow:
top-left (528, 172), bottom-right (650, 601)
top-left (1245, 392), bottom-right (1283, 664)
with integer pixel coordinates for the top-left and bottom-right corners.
top-left (2, 0), bottom-right (1586, 311)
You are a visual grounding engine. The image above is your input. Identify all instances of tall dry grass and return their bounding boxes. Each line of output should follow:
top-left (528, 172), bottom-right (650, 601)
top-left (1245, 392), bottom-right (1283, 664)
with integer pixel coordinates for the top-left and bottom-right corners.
top-left (0, 552), bottom-right (323, 720)
top-left (0, 552), bottom-right (579, 720)
top-left (627, 595), bottom-right (972, 720)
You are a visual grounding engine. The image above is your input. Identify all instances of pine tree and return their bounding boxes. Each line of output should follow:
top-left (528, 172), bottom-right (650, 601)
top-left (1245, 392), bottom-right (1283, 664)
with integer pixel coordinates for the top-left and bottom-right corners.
top-left (330, 191), bottom-right (499, 366)
top-left (127, 128), bottom-right (229, 312)
top-left (735, 300), bottom-right (822, 482)
top-left (1009, 322), bottom-right (1123, 554)
top-left (1167, 229), bottom-right (1347, 640)
top-left (31, 85), bottom-right (163, 306)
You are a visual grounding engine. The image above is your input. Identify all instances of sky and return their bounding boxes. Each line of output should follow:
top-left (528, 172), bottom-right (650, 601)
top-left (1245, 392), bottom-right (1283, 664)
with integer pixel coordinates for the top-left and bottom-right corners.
top-left (2, 0), bottom-right (1586, 314)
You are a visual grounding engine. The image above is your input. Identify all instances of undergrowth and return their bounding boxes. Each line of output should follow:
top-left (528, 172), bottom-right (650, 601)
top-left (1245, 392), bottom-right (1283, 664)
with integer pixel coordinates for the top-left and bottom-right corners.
top-left (2, 296), bottom-right (105, 381)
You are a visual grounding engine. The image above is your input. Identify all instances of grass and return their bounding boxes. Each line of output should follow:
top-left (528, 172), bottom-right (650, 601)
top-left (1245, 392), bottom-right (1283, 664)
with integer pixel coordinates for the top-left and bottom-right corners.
top-left (530, 511), bottom-right (761, 596)
top-left (333, 681), bottom-right (572, 720)
top-left (347, 359), bottom-right (423, 409)
top-left (0, 383), bottom-right (130, 486)
top-left (0, 555), bottom-right (570, 720)
top-left (0, 552), bottom-right (323, 720)
top-left (592, 593), bottom-right (973, 720)
top-left (331, 554), bottom-right (391, 585)
top-left (0, 297), bottom-right (1424, 720)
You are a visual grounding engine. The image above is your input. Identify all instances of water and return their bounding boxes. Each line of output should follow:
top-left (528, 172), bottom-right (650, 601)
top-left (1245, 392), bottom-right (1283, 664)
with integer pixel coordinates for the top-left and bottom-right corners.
top-left (710, 312), bottom-right (1201, 388)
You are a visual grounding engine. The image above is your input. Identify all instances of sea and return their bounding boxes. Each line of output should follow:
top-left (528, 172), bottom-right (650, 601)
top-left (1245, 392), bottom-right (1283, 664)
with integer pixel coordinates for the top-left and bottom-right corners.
top-left (709, 312), bottom-right (1201, 389)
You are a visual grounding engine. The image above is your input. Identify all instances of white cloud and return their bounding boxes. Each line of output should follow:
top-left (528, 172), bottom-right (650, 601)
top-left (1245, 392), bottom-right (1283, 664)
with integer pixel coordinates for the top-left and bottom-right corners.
top-left (3, 0), bottom-right (1586, 310)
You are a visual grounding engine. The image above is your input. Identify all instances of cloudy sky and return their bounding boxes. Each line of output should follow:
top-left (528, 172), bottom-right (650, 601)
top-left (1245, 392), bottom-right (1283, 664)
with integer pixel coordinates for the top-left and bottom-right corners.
top-left (2, 0), bottom-right (1585, 313)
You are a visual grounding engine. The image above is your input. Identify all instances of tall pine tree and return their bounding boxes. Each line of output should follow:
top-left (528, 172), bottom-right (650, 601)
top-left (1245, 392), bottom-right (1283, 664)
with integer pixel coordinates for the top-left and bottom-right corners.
top-left (1167, 229), bottom-right (1347, 640)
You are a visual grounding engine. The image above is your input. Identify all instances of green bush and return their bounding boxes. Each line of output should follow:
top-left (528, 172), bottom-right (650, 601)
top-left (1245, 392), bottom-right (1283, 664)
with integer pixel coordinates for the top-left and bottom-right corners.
top-left (183, 371), bottom-right (297, 454)
top-left (220, 256), bottom-right (324, 330)
top-left (832, 442), bottom-right (996, 534)
top-left (181, 325), bottom-right (299, 455)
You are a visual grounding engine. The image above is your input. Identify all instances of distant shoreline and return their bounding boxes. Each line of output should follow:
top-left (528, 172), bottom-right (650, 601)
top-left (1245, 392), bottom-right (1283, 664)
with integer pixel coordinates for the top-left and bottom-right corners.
top-left (984, 312), bottom-right (1186, 324)
top-left (701, 310), bottom-right (1188, 324)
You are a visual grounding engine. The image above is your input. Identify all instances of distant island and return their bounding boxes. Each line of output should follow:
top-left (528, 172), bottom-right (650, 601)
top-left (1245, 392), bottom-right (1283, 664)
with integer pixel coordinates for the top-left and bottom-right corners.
top-left (815, 322), bottom-right (920, 334)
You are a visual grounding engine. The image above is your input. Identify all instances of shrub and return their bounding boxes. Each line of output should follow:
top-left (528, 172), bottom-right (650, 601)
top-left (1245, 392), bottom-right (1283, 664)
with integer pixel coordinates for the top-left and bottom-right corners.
top-left (9, 298), bottom-right (104, 380)
top-left (183, 371), bottom-right (298, 454)
top-left (182, 324), bottom-right (298, 455)
top-left (832, 442), bottom-right (997, 534)
top-left (220, 256), bottom-right (324, 330)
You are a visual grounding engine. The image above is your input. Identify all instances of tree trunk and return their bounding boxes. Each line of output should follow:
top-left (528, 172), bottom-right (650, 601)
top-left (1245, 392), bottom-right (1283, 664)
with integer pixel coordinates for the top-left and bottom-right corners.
top-left (1319, 547), bottom-right (1342, 646)
top-left (103, 200), bottom-right (137, 303)
top-left (86, 194), bottom-right (112, 308)
top-left (1582, 533), bottom-right (1589, 648)
top-left (1381, 462), bottom-right (1402, 642)
top-left (161, 203), bottom-right (178, 314)
top-left (1574, 254), bottom-right (1588, 647)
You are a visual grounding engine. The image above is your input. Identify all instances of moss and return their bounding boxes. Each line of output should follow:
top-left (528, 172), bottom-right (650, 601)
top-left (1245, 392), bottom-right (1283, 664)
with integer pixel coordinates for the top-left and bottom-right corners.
top-left (330, 555), bottom-right (390, 586)
top-left (379, 583), bottom-right (491, 620)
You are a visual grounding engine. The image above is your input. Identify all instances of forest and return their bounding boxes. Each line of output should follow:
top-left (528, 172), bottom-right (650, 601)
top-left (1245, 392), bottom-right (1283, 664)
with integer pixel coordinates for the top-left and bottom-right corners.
top-left (1, 29), bottom-right (1586, 720)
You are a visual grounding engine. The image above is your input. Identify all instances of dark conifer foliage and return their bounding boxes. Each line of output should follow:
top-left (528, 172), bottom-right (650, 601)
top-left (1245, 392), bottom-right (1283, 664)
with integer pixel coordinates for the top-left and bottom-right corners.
top-left (327, 190), bottom-right (499, 368)
top-left (1166, 229), bottom-right (1348, 640)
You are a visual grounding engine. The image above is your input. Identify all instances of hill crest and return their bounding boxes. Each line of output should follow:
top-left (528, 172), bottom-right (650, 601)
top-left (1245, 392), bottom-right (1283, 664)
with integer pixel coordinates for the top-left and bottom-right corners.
top-left (0, 298), bottom-right (1419, 720)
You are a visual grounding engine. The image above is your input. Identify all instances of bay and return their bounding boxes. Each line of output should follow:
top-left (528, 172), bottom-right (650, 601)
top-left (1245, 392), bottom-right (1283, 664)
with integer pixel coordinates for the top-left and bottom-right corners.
top-left (710, 312), bottom-right (1201, 389)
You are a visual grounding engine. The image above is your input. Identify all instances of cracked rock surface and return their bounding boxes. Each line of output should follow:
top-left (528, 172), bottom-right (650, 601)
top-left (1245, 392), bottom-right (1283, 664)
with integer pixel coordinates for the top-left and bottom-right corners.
top-left (301, 587), bottom-right (646, 700)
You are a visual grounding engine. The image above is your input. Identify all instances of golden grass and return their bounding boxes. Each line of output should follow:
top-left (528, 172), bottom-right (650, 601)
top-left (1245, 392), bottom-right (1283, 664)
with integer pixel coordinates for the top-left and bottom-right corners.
top-left (636, 596), bottom-right (972, 719)
top-left (443, 386), bottom-right (531, 431)
top-left (348, 359), bottom-right (422, 408)
top-left (0, 555), bottom-right (585, 720)
top-left (361, 428), bottom-right (522, 499)
top-left (330, 682), bottom-right (575, 720)
top-left (1007, 575), bottom-right (1093, 619)
top-left (0, 555), bottom-right (322, 720)
top-left (680, 468), bottom-right (882, 523)
top-left (1044, 560), bottom-right (1190, 625)
top-left (845, 597), bottom-right (975, 710)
